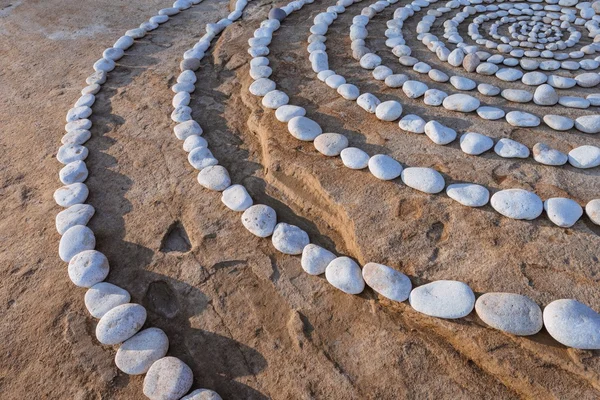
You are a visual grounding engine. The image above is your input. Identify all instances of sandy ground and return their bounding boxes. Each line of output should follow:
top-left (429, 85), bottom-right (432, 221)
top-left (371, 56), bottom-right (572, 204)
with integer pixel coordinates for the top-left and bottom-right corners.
top-left (1, 0), bottom-right (600, 398)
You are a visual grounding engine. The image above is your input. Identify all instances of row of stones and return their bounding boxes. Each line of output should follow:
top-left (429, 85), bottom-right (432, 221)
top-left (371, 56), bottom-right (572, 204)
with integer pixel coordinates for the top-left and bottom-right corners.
top-left (306, 1), bottom-right (600, 170)
top-left (241, 0), bottom-right (600, 348)
top-left (55, 1), bottom-right (248, 399)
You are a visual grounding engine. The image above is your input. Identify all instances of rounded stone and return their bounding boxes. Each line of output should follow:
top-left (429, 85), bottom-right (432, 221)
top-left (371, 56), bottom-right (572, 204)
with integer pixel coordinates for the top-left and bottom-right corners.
top-left (575, 115), bottom-right (600, 134)
top-left (57, 144), bottom-right (89, 164)
top-left (271, 223), bottom-right (309, 255)
top-left (288, 116), bottom-right (322, 141)
top-left (54, 182), bottom-right (89, 207)
top-left (143, 357), bottom-right (194, 400)
top-left (490, 189), bottom-right (543, 220)
top-left (68, 250), bottom-right (109, 288)
top-left (459, 132), bottom-right (494, 156)
top-left (59, 225), bottom-right (95, 262)
top-left (183, 135), bottom-right (208, 152)
top-left (450, 76), bottom-right (476, 90)
top-left (181, 389), bottom-right (223, 400)
top-left (301, 244), bottom-right (336, 275)
top-left (375, 101), bottom-right (403, 121)
top-left (543, 115), bottom-right (574, 131)
top-left (501, 89), bottom-right (533, 103)
top-left (275, 105), bottom-right (306, 122)
top-left (442, 94), bottom-right (480, 112)
top-left (314, 133), bottom-right (348, 156)
top-left (188, 147), bottom-right (218, 170)
top-left (56, 203), bottom-right (95, 235)
top-left (424, 89), bottom-right (447, 106)
top-left (475, 293), bottom-right (543, 336)
top-left (174, 120), bottom-right (203, 140)
top-left (424, 121), bottom-right (457, 145)
top-left (399, 114), bottom-right (426, 134)
top-left (402, 81), bottom-right (428, 98)
top-left (96, 303), bottom-right (146, 345)
top-left (362, 262), bottom-right (412, 302)
top-left (494, 138), bottom-right (530, 159)
top-left (85, 282), bottom-right (131, 319)
top-left (359, 53), bottom-right (382, 69)
top-left (409, 280), bottom-right (475, 319)
top-left (446, 183), bottom-right (490, 207)
top-left (337, 84), bottom-right (360, 100)
top-left (340, 147), bottom-right (369, 169)
top-left (268, 8), bottom-right (287, 21)
top-left (401, 167), bottom-right (445, 194)
top-left (385, 74), bottom-right (408, 88)
top-left (241, 204), bottom-right (277, 237)
top-left (506, 111), bottom-right (540, 127)
top-left (568, 145), bottom-right (600, 168)
top-left (262, 90), bottom-right (289, 109)
top-left (62, 129), bottom-right (91, 146)
top-left (356, 93), bottom-right (380, 113)
top-left (544, 198), bottom-right (583, 227)
top-left (532, 143), bottom-right (568, 166)
top-left (543, 299), bottom-right (600, 349)
top-left (197, 165), bottom-right (231, 191)
top-left (476, 106), bottom-right (505, 120)
top-left (249, 78), bottom-right (276, 96)
top-left (325, 257), bottom-right (365, 295)
top-left (368, 154), bottom-right (403, 180)
top-left (478, 83), bottom-right (500, 96)
top-left (586, 199), bottom-right (600, 225)
top-left (534, 84), bottom-right (559, 105)
top-left (221, 184), bottom-right (253, 212)
top-left (115, 328), bottom-right (169, 375)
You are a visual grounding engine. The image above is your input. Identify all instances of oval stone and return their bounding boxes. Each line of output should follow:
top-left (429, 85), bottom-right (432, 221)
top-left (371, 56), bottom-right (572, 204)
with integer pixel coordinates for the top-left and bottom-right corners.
top-left (197, 165), bottom-right (231, 191)
top-left (543, 299), bottom-right (600, 349)
top-left (271, 223), bottom-right (309, 255)
top-left (221, 184), bottom-right (253, 212)
top-left (442, 94), bottom-right (480, 112)
top-left (494, 138), bottom-right (530, 159)
top-left (368, 155), bottom-right (402, 180)
top-left (301, 244), bottom-right (336, 275)
top-left (362, 262), bottom-right (411, 302)
top-left (401, 167), bottom-right (445, 194)
top-left (325, 257), bottom-right (365, 295)
top-left (288, 116), bottom-right (322, 141)
top-left (490, 189), bottom-right (543, 220)
top-left (314, 133), bottom-right (348, 156)
top-left (143, 357), bottom-right (194, 400)
top-left (96, 303), bottom-right (147, 345)
top-left (409, 280), bottom-right (475, 319)
top-left (446, 183), bottom-right (490, 207)
top-left (475, 293), bottom-right (543, 336)
top-left (85, 282), bottom-right (131, 318)
top-left (181, 389), bottom-right (223, 400)
top-left (115, 328), bottom-right (169, 375)
top-left (459, 132), bottom-right (494, 155)
top-left (586, 199), bottom-right (600, 225)
top-left (59, 225), bottom-right (96, 262)
top-left (424, 121), bottom-right (457, 145)
top-left (568, 145), bottom-right (600, 168)
top-left (56, 203), bottom-right (95, 235)
top-left (241, 204), bottom-right (277, 237)
top-left (544, 198), bottom-right (583, 227)
top-left (340, 147), bottom-right (369, 169)
top-left (68, 250), bottom-right (109, 287)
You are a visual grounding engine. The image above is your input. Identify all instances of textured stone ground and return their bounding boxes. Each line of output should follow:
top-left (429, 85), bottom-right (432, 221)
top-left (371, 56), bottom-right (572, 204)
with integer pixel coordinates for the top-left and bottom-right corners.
top-left (1, 0), bottom-right (600, 398)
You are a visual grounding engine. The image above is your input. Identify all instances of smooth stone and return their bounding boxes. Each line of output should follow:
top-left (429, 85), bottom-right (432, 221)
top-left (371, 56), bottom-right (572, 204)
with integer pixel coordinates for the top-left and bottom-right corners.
top-left (271, 223), bottom-right (309, 255)
top-left (543, 115), bottom-right (574, 131)
top-left (533, 143), bottom-right (568, 165)
top-left (476, 62), bottom-right (498, 75)
top-left (424, 89), bottom-right (447, 106)
top-left (522, 71), bottom-right (547, 85)
top-left (197, 165), bottom-right (231, 191)
top-left (362, 262), bottom-right (411, 302)
top-left (221, 185), bottom-right (253, 212)
top-left (544, 197), bottom-right (583, 227)
top-left (575, 115), bottom-right (600, 133)
top-left (340, 147), bottom-right (370, 169)
top-left (81, 84), bottom-right (101, 95)
top-left (478, 83), bottom-right (500, 96)
top-left (547, 75), bottom-right (576, 89)
top-left (249, 78), bottom-right (276, 96)
top-left (463, 53), bottom-right (480, 72)
top-left (181, 389), bottom-right (223, 400)
top-left (86, 70), bottom-right (107, 86)
top-left (314, 133), bottom-right (348, 156)
top-left (475, 293), bottom-right (543, 336)
top-left (301, 244), bottom-right (337, 275)
top-left (275, 105), bottom-right (306, 122)
top-left (428, 69), bottom-right (449, 82)
top-left (424, 121), bottom-right (457, 145)
top-left (385, 74), bottom-right (408, 88)
top-left (116, 328), bottom-right (169, 375)
top-left (250, 65), bottom-right (272, 80)
top-left (174, 120), bottom-right (203, 140)
top-left (446, 183), bottom-right (490, 207)
top-left (337, 84), bottom-right (360, 100)
top-left (402, 80), bottom-right (428, 98)
top-left (54, 182), bottom-right (89, 207)
top-left (103, 47), bottom-right (124, 61)
top-left (442, 94), bottom-right (480, 112)
top-left (543, 299), bottom-right (600, 349)
top-left (114, 35), bottom-right (134, 50)
top-left (496, 68), bottom-right (523, 82)
top-left (56, 203), bottom-right (95, 235)
top-left (85, 282), bottom-right (130, 318)
top-left (171, 105), bottom-right (192, 123)
top-left (490, 189), bottom-right (543, 220)
top-left (494, 138), bottom-right (530, 159)
top-left (59, 160), bottom-right (88, 184)
top-left (325, 257), bottom-right (365, 295)
top-left (172, 82), bottom-right (195, 93)
top-left (59, 225), bottom-right (95, 262)
top-left (188, 147), bottom-right (218, 170)
top-left (183, 135), bottom-right (208, 152)
top-left (356, 93), bottom-right (380, 113)
top-left (409, 280), bottom-right (475, 319)
top-left (459, 132), bottom-right (493, 155)
top-left (269, 8), bottom-right (287, 21)
top-left (57, 144), bottom-right (88, 164)
top-left (180, 58), bottom-right (201, 71)
top-left (172, 92), bottom-right (191, 108)
top-left (476, 106), bottom-right (505, 120)
top-left (241, 204), bottom-right (277, 237)
top-left (143, 357), bottom-right (194, 400)
top-left (399, 114), bottom-right (426, 134)
top-left (262, 90), bottom-right (289, 109)
top-left (533, 84), bottom-right (559, 105)
top-left (325, 74), bottom-right (345, 89)
top-left (68, 250), bottom-right (109, 288)
top-left (401, 167), bottom-right (445, 194)
top-left (288, 116), bottom-right (322, 141)
top-left (375, 100), bottom-right (403, 121)
top-left (506, 111), bottom-right (540, 127)
top-left (368, 154), bottom-right (402, 180)
top-left (373, 65), bottom-right (393, 80)
top-left (93, 58), bottom-right (115, 72)
top-left (450, 76), bottom-right (476, 90)
top-left (501, 89), bottom-right (533, 103)
top-left (96, 303), bottom-right (146, 345)
top-left (559, 97), bottom-right (590, 109)
top-left (74, 93), bottom-right (95, 108)
top-left (586, 199), bottom-right (600, 225)
top-left (568, 145), bottom-right (600, 168)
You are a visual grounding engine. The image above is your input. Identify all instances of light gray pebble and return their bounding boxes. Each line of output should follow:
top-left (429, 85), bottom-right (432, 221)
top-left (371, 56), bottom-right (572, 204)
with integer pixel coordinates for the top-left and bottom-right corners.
top-left (301, 244), bottom-right (336, 275)
top-left (59, 160), bottom-right (88, 184)
top-left (275, 105), bottom-right (306, 122)
top-left (272, 223), bottom-right (309, 255)
top-left (375, 100), bottom-right (403, 121)
top-left (585, 199), bottom-right (600, 225)
top-left (475, 293), bottom-right (543, 336)
top-left (262, 90), bottom-right (289, 109)
top-left (459, 132), bottom-right (493, 155)
top-left (114, 35), bottom-right (134, 50)
top-left (181, 389), bottom-right (223, 400)
top-left (506, 111), bottom-right (540, 127)
top-left (476, 106), bottom-right (505, 120)
top-left (249, 78), bottom-right (276, 96)
top-left (575, 115), bottom-right (600, 133)
top-left (356, 93), bottom-right (381, 113)
top-left (340, 147), bottom-right (370, 169)
top-left (496, 68), bottom-right (523, 81)
top-left (66, 106), bottom-right (92, 122)
top-left (501, 89), bottom-right (533, 103)
top-left (384, 74), bottom-right (408, 88)
top-left (543, 299), bottom-right (600, 349)
top-left (568, 145), bottom-right (600, 168)
top-left (490, 189), bottom-right (543, 220)
top-left (96, 303), bottom-right (146, 345)
top-left (428, 69), bottom-right (449, 82)
top-left (424, 89), bottom-right (447, 106)
top-left (59, 225), bottom-right (95, 262)
top-left (325, 74), bottom-right (345, 89)
top-left (188, 147), bottom-right (218, 170)
top-left (197, 165), bottom-right (231, 191)
top-left (446, 183), bottom-right (490, 207)
top-left (401, 167), bottom-right (445, 194)
top-left (54, 182), bottom-right (89, 207)
top-left (68, 250), bottom-right (109, 287)
top-left (373, 65), bottom-right (393, 80)
top-left (183, 135), bottom-right (208, 152)
top-left (559, 96), bottom-right (590, 109)
top-left (442, 94), bottom-right (480, 112)
top-left (522, 71), bottom-right (547, 85)
top-left (494, 138), bottom-right (530, 159)
top-left (103, 47), bottom-right (124, 61)
top-left (66, 119), bottom-right (92, 132)
top-left (172, 82), bottom-right (195, 93)
top-left (368, 154), bottom-right (402, 180)
top-left (175, 120), bottom-right (202, 140)
top-left (424, 120), bottom-right (457, 145)
top-left (288, 116), bottom-right (322, 141)
top-left (450, 76), bottom-right (476, 90)
top-left (242, 204), bottom-right (277, 237)
top-left (337, 84), bottom-right (360, 100)
top-left (409, 280), bottom-right (475, 319)
top-left (399, 114), bottom-right (426, 133)
top-left (533, 143), bottom-right (568, 165)
top-left (115, 328), bottom-right (169, 375)
top-left (543, 115), bottom-right (574, 131)
top-left (544, 197), bottom-right (583, 227)
top-left (221, 184), bottom-right (253, 212)
top-left (587, 94), bottom-right (600, 106)
top-left (314, 133), bottom-right (348, 156)
top-left (81, 84), bottom-right (101, 96)
top-left (85, 282), bottom-right (130, 319)
top-left (143, 357), bottom-right (193, 400)
top-left (402, 80), bottom-right (428, 98)
top-left (533, 84), bottom-right (558, 105)
top-left (478, 83), bottom-right (500, 96)
top-left (362, 262), bottom-right (411, 302)
top-left (325, 257), bottom-right (365, 295)
top-left (56, 203), bottom-right (95, 235)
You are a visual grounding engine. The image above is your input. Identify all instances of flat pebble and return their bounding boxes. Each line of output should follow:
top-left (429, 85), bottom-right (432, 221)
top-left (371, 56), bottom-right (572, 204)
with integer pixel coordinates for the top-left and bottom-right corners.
top-left (459, 132), bottom-right (493, 155)
top-left (181, 389), bottom-right (223, 400)
top-left (543, 115), bottom-right (574, 131)
top-left (221, 184), bottom-right (253, 212)
top-left (340, 147), bottom-right (369, 169)
top-left (401, 167), bottom-right (445, 194)
top-left (275, 105), bottom-right (306, 122)
top-left (356, 93), bottom-right (380, 113)
top-left (337, 84), bottom-right (360, 100)
top-left (442, 94), bottom-right (480, 112)
top-left (368, 154), bottom-right (402, 180)
top-left (288, 116), bottom-right (322, 141)
top-left (476, 106), bottom-right (505, 120)
top-left (301, 244), bottom-right (336, 275)
top-left (475, 293), bottom-right (543, 336)
top-left (174, 120), bottom-right (203, 140)
top-left (399, 114), bottom-right (426, 133)
top-left (490, 189), bottom-right (543, 220)
top-left (68, 250), bottom-right (109, 287)
top-left (57, 144), bottom-right (89, 164)
top-left (506, 111), bottom-right (540, 127)
top-left (272, 223), bottom-right (309, 255)
top-left (249, 78), bottom-right (276, 96)
top-left (478, 83), bottom-right (500, 96)
top-left (362, 262), bottom-right (411, 302)
top-left (586, 199), bottom-right (600, 225)
top-left (533, 84), bottom-right (558, 105)
top-left (575, 115), bottom-right (600, 133)
top-left (424, 89), bottom-right (447, 106)
top-left (450, 76), bottom-right (476, 90)
top-left (262, 90), bottom-right (289, 109)
top-left (59, 160), bottom-right (88, 185)
top-left (54, 182), bottom-right (89, 208)
top-left (116, 328), bottom-right (169, 375)
top-left (446, 181), bottom-right (490, 206)
top-left (314, 133), bottom-right (348, 156)
top-left (544, 198), bottom-right (583, 227)
top-left (501, 89), bottom-right (533, 103)
top-left (532, 143), bottom-right (567, 166)
top-left (409, 280), bottom-right (475, 319)
top-left (494, 138), bottom-right (530, 159)
top-left (188, 147), bottom-right (218, 170)
top-left (197, 165), bottom-right (231, 191)
top-left (242, 204), bottom-right (277, 237)
top-left (568, 145), bottom-right (600, 168)
top-left (325, 257), bottom-right (365, 295)
top-left (543, 299), bottom-right (600, 349)
top-left (143, 357), bottom-right (194, 400)
top-left (56, 203), bottom-right (95, 235)
top-left (375, 100), bottom-right (403, 121)
top-left (183, 135), bottom-right (208, 152)
top-left (85, 282), bottom-right (131, 318)
top-left (385, 74), bottom-right (408, 88)
top-left (96, 303), bottom-right (146, 345)
top-left (62, 129), bottom-right (91, 145)
top-left (402, 80), bottom-right (428, 98)
top-left (424, 121), bottom-right (457, 145)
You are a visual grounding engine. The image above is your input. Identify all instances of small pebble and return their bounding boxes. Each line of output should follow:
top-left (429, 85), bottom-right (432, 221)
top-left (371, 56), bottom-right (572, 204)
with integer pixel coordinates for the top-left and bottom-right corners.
top-left (544, 198), bottom-right (583, 227)
top-left (506, 111), bottom-right (540, 127)
top-left (314, 133), bottom-right (348, 156)
top-left (143, 357), bottom-right (194, 400)
top-left (446, 183), bottom-right (489, 207)
top-left (402, 81), bottom-right (428, 98)
top-left (575, 115), bottom-right (600, 134)
top-left (340, 147), bottom-right (370, 169)
top-left (568, 145), bottom-right (600, 168)
top-left (241, 204), bottom-right (277, 237)
top-left (181, 389), bottom-right (223, 400)
top-left (409, 280), bottom-right (475, 319)
top-left (115, 328), bottom-right (169, 375)
top-left (460, 132), bottom-right (493, 155)
top-left (262, 90), bottom-right (289, 109)
top-left (68, 250), bottom-right (109, 287)
top-left (585, 199), bottom-right (600, 225)
top-left (85, 282), bottom-right (130, 318)
top-left (362, 262), bottom-right (411, 302)
top-left (221, 184), bottom-right (253, 212)
top-left (325, 257), bottom-right (365, 295)
top-left (96, 303), bottom-right (146, 345)
top-left (490, 189), bottom-right (543, 220)
top-left (174, 120), bottom-right (203, 140)
top-left (375, 100), bottom-right (403, 121)
top-left (301, 244), bottom-right (336, 275)
top-left (272, 223), bottom-right (309, 255)
top-left (475, 293), bottom-right (543, 336)
top-left (275, 105), bottom-right (306, 122)
top-left (56, 203), bottom-right (95, 235)
top-left (401, 167), bottom-right (445, 194)
top-left (54, 182), bottom-right (89, 207)
top-left (494, 138), bottom-right (530, 159)
top-left (476, 106), bottom-right (505, 120)
top-left (368, 154), bottom-right (402, 180)
top-left (188, 147), bottom-right (218, 170)
top-left (288, 116), bottom-right (322, 141)
top-left (356, 93), bottom-right (380, 113)
top-left (197, 165), bottom-right (231, 191)
top-left (532, 143), bottom-right (567, 166)
top-left (399, 114), bottom-right (426, 133)
top-left (424, 121), bottom-right (457, 145)
top-left (442, 94), bottom-right (480, 112)
top-left (543, 115), bottom-right (574, 131)
top-left (543, 299), bottom-right (600, 349)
